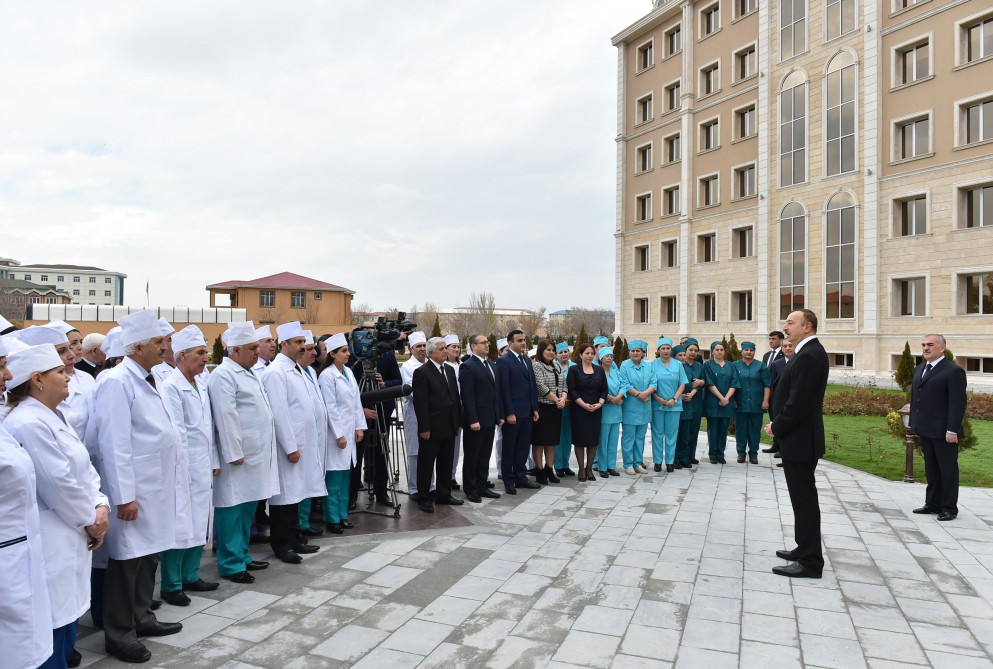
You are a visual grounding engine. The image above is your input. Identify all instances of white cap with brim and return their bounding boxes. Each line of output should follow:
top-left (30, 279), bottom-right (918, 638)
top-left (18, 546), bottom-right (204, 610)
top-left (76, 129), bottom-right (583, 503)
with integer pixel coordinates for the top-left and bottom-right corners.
top-left (158, 318), bottom-right (175, 336)
top-left (46, 320), bottom-right (79, 335)
top-left (303, 330), bottom-right (314, 345)
top-left (173, 325), bottom-right (206, 353)
top-left (444, 334), bottom-right (460, 346)
top-left (225, 321), bottom-right (258, 346)
top-left (276, 321), bottom-right (304, 342)
top-left (408, 331), bottom-right (426, 347)
top-left (7, 344), bottom-right (64, 390)
top-left (9, 325), bottom-right (68, 347)
top-left (119, 310), bottom-right (161, 347)
top-left (255, 325), bottom-right (273, 341)
top-left (497, 338), bottom-right (508, 350)
top-left (0, 315), bottom-right (12, 331)
top-left (1, 336), bottom-right (29, 358)
top-left (100, 327), bottom-right (123, 357)
top-left (328, 332), bottom-right (347, 351)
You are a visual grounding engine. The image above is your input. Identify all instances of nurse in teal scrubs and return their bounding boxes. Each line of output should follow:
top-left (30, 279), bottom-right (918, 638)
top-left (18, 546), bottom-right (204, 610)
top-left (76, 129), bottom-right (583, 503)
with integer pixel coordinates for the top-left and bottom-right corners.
top-left (703, 341), bottom-right (739, 464)
top-left (732, 341), bottom-right (771, 464)
top-left (676, 339), bottom-right (705, 468)
top-left (650, 338), bottom-right (687, 472)
top-left (619, 340), bottom-right (657, 474)
top-left (553, 342), bottom-right (576, 476)
top-left (595, 348), bottom-right (623, 475)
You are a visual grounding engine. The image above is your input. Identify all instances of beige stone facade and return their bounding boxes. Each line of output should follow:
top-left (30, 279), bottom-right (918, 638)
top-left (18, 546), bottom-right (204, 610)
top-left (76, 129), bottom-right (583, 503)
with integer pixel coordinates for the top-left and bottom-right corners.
top-left (613, 0), bottom-right (993, 389)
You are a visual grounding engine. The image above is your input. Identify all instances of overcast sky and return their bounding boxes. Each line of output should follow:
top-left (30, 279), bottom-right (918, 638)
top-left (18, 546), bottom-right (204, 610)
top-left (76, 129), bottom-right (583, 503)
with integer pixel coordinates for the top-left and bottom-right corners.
top-left (0, 1), bottom-right (648, 314)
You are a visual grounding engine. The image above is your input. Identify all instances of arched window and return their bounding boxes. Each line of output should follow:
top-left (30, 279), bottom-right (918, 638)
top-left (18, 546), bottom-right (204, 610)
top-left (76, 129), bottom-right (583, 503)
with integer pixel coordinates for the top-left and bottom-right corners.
top-left (825, 191), bottom-right (857, 319)
top-left (779, 202), bottom-right (807, 319)
top-left (780, 71), bottom-right (807, 187)
top-left (825, 52), bottom-right (857, 176)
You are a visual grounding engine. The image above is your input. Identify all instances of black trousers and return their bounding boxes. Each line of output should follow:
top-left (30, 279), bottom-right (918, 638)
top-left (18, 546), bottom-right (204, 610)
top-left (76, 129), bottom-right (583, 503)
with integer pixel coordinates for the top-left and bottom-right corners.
top-left (782, 459), bottom-right (824, 572)
top-left (104, 554), bottom-right (159, 649)
top-left (269, 503), bottom-right (300, 553)
top-left (351, 429), bottom-right (389, 502)
top-left (417, 434), bottom-right (454, 502)
top-left (501, 416), bottom-right (533, 484)
top-left (920, 435), bottom-right (959, 514)
top-left (462, 425), bottom-right (495, 496)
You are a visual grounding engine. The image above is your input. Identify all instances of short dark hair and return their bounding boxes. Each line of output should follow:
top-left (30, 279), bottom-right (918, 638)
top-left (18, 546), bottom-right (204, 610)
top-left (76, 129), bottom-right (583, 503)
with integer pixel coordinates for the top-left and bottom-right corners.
top-left (799, 309), bottom-right (818, 333)
top-left (535, 339), bottom-right (554, 362)
top-left (507, 329), bottom-right (525, 342)
top-left (576, 343), bottom-right (594, 356)
top-left (470, 334), bottom-right (488, 346)
top-left (769, 330), bottom-right (785, 339)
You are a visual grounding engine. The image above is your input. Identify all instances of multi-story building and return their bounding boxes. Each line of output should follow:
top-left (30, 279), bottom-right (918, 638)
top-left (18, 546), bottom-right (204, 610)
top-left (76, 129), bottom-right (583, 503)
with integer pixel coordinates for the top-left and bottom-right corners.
top-left (0, 258), bottom-right (126, 306)
top-left (207, 271), bottom-right (354, 330)
top-left (613, 0), bottom-right (993, 387)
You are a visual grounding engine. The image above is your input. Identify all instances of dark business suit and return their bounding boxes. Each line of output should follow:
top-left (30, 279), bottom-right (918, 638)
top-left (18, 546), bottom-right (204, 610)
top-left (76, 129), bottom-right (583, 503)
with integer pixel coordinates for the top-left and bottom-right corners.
top-left (497, 351), bottom-right (539, 484)
top-left (771, 337), bottom-right (829, 572)
top-left (766, 355), bottom-right (789, 453)
top-left (762, 349), bottom-right (781, 367)
top-left (75, 358), bottom-right (100, 378)
top-left (412, 361), bottom-right (462, 503)
top-left (459, 355), bottom-right (502, 498)
top-left (909, 358), bottom-right (967, 515)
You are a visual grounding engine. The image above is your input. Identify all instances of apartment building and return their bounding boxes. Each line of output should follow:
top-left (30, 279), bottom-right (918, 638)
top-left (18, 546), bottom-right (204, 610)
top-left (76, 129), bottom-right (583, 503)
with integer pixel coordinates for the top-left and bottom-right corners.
top-left (613, 0), bottom-right (993, 386)
top-left (0, 257), bottom-right (126, 306)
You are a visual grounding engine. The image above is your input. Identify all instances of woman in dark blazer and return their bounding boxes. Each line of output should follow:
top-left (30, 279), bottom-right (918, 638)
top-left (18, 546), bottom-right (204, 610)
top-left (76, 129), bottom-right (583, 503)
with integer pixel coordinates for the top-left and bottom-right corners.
top-left (568, 343), bottom-right (608, 481)
top-left (532, 339), bottom-right (567, 484)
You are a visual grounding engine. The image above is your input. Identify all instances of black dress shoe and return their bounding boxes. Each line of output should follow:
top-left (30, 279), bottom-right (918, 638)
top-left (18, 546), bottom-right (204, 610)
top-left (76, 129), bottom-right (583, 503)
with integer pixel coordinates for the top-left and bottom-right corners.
top-left (776, 462), bottom-right (784, 467)
top-left (762, 447), bottom-right (776, 453)
top-left (772, 561), bottom-right (822, 579)
top-left (504, 485), bottom-right (517, 495)
top-left (607, 469), bottom-right (620, 476)
top-left (348, 501), bottom-right (357, 511)
top-left (223, 571), bottom-right (255, 584)
top-left (710, 458), bottom-right (719, 464)
top-left (450, 480), bottom-right (461, 491)
top-left (136, 620), bottom-right (183, 637)
top-left (418, 501), bottom-right (435, 513)
top-left (105, 642), bottom-right (151, 663)
top-left (301, 527), bottom-right (324, 537)
top-left (160, 590), bottom-right (191, 607)
top-left (666, 464), bottom-right (674, 473)
top-left (437, 496), bottom-right (464, 505)
top-left (750, 457), bottom-right (759, 464)
top-left (467, 494), bottom-right (483, 503)
top-left (600, 469), bottom-right (610, 477)
top-left (776, 549), bottom-right (798, 560)
top-left (149, 599), bottom-right (162, 611)
top-left (562, 468), bottom-right (576, 477)
top-left (246, 560), bottom-right (269, 571)
top-left (276, 549), bottom-right (303, 564)
top-left (183, 579), bottom-right (220, 592)
top-left (654, 464), bottom-right (662, 472)
top-left (328, 523), bottom-right (343, 534)
top-left (480, 489), bottom-right (501, 499)
top-left (774, 452), bottom-right (782, 458)
top-left (718, 457), bottom-right (727, 464)
top-left (518, 479), bottom-right (541, 489)
top-left (68, 648), bottom-right (82, 668)
top-left (913, 506), bottom-right (939, 514)
top-left (293, 543), bottom-right (320, 554)
top-left (486, 480), bottom-right (495, 488)
top-left (672, 463), bottom-right (683, 470)
top-left (341, 520), bottom-right (355, 529)
top-left (680, 462), bottom-right (693, 469)
top-left (527, 468), bottom-right (537, 476)
top-left (377, 496), bottom-right (395, 508)
top-left (690, 458), bottom-right (699, 464)
top-left (937, 512), bottom-right (957, 521)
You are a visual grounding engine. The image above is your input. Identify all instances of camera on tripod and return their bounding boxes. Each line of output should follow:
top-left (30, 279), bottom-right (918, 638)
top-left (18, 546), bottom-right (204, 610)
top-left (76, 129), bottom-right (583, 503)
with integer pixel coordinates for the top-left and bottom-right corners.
top-left (349, 312), bottom-right (417, 361)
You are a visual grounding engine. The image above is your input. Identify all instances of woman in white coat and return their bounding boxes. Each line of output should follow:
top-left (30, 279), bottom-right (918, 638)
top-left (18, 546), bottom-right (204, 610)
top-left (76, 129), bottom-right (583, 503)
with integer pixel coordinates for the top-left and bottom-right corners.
top-left (0, 338), bottom-right (54, 669)
top-left (3, 343), bottom-right (109, 669)
top-left (318, 333), bottom-right (363, 534)
top-left (159, 326), bottom-right (221, 607)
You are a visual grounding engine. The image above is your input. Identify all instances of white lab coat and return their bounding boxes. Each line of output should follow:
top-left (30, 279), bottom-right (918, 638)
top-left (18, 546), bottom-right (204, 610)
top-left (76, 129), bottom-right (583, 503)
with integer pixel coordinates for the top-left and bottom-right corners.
top-left (446, 359), bottom-right (463, 478)
top-left (151, 361), bottom-right (175, 385)
top-left (263, 354), bottom-right (327, 505)
top-left (0, 425), bottom-right (52, 669)
top-left (85, 356), bottom-right (180, 560)
top-left (400, 357), bottom-right (423, 456)
top-left (302, 365), bottom-right (338, 472)
top-left (4, 398), bottom-right (107, 628)
top-left (208, 357), bottom-right (279, 508)
top-left (318, 365), bottom-right (362, 471)
top-left (161, 368), bottom-right (218, 549)
top-left (61, 369), bottom-right (95, 440)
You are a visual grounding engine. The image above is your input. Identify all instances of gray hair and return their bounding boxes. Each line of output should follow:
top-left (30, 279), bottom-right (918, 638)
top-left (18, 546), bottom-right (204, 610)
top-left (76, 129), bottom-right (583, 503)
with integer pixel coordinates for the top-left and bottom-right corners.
top-left (81, 332), bottom-right (105, 354)
top-left (123, 337), bottom-right (154, 357)
top-left (226, 345), bottom-right (241, 356)
top-left (924, 333), bottom-right (946, 346)
top-left (427, 336), bottom-right (446, 351)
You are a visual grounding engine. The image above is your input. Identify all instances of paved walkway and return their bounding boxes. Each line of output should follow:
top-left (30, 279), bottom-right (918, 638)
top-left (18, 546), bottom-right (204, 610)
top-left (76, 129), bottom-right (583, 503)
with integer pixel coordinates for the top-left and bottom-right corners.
top-left (77, 435), bottom-right (993, 668)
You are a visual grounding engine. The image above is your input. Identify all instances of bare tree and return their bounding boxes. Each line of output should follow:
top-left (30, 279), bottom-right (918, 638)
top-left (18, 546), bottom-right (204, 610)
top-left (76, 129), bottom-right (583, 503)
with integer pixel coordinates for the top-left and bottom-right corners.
top-left (566, 307), bottom-right (614, 337)
top-left (467, 291), bottom-right (497, 335)
top-left (351, 301), bottom-right (373, 325)
top-left (449, 308), bottom-right (475, 340)
top-left (416, 302), bottom-right (439, 334)
top-left (517, 306), bottom-right (546, 337)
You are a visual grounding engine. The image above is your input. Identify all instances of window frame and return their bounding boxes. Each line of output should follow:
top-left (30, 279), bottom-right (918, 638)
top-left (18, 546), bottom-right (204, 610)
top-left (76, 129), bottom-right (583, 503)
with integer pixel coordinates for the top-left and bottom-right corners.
top-left (957, 12), bottom-right (993, 66)
top-left (824, 191), bottom-right (859, 320)
top-left (635, 191), bottom-right (653, 223)
top-left (779, 70), bottom-right (808, 188)
top-left (662, 295), bottom-right (679, 324)
top-left (733, 163), bottom-right (757, 200)
top-left (699, 116), bottom-right (721, 153)
top-left (636, 38), bottom-right (655, 73)
top-left (958, 269), bottom-right (993, 316)
top-left (663, 131), bottom-right (682, 164)
top-left (735, 0), bottom-right (757, 21)
top-left (661, 239), bottom-right (679, 268)
top-left (825, 0), bottom-right (857, 42)
top-left (892, 37), bottom-right (932, 88)
top-left (635, 140), bottom-right (654, 174)
top-left (697, 230), bottom-right (719, 264)
top-left (699, 60), bottom-right (721, 98)
top-left (778, 201), bottom-right (808, 320)
top-left (730, 289), bottom-right (754, 321)
top-left (893, 192), bottom-right (929, 237)
top-left (700, 2), bottom-right (722, 39)
top-left (664, 79), bottom-right (682, 112)
top-left (634, 298), bottom-right (650, 324)
top-left (634, 244), bottom-right (651, 272)
top-left (955, 93), bottom-right (993, 147)
top-left (824, 52), bottom-right (858, 177)
top-left (891, 111), bottom-right (932, 162)
top-left (665, 25), bottom-right (683, 58)
top-left (780, 0), bottom-right (808, 62)
top-left (698, 173), bottom-right (721, 209)
top-left (734, 102), bottom-right (757, 140)
top-left (635, 92), bottom-right (654, 125)
top-left (731, 225), bottom-right (755, 258)
top-left (733, 43), bottom-right (758, 83)
top-left (663, 184), bottom-right (681, 217)
top-left (956, 180), bottom-right (993, 229)
top-left (697, 292), bottom-right (718, 323)
top-left (260, 290), bottom-right (276, 308)
top-left (291, 291), bottom-right (307, 309)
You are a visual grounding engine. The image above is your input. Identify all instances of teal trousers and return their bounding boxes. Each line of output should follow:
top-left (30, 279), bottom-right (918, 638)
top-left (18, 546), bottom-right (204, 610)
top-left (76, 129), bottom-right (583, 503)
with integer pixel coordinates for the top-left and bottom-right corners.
top-left (214, 501), bottom-right (256, 576)
top-left (160, 546), bottom-right (204, 592)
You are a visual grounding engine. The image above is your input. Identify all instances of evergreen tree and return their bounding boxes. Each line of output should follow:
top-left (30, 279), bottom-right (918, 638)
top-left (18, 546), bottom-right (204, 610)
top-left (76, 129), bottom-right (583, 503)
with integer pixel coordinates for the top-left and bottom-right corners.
top-left (210, 334), bottom-right (225, 365)
top-left (430, 316), bottom-right (442, 338)
top-left (725, 333), bottom-right (742, 362)
top-left (895, 341), bottom-right (915, 393)
top-left (572, 324), bottom-right (590, 363)
top-left (616, 337), bottom-right (630, 364)
top-left (487, 333), bottom-right (499, 361)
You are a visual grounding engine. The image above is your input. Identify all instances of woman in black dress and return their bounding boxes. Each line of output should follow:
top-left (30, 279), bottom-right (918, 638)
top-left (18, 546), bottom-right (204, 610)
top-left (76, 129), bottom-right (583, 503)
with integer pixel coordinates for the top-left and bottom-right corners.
top-left (568, 343), bottom-right (608, 481)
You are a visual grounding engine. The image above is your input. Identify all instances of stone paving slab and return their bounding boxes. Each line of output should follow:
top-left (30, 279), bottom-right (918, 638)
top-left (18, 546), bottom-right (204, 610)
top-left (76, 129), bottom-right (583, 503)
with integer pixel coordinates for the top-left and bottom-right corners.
top-left (79, 434), bottom-right (993, 668)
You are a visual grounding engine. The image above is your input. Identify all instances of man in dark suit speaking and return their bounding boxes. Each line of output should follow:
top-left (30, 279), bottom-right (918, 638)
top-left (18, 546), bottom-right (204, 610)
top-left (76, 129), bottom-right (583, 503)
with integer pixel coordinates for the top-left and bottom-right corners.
top-left (459, 334), bottom-right (503, 503)
top-left (765, 309), bottom-right (829, 578)
top-left (910, 334), bottom-right (967, 522)
top-left (412, 337), bottom-right (464, 513)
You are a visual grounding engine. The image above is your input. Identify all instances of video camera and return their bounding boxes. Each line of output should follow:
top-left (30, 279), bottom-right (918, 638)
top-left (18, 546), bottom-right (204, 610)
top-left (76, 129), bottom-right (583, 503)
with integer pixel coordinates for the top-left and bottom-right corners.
top-left (349, 311), bottom-right (417, 361)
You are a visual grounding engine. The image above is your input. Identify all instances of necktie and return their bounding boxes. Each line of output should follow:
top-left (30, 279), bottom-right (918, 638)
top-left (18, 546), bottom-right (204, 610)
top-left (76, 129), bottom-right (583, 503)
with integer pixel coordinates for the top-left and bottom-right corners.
top-left (922, 363), bottom-right (932, 380)
top-left (484, 359), bottom-right (494, 380)
top-left (145, 373), bottom-right (156, 389)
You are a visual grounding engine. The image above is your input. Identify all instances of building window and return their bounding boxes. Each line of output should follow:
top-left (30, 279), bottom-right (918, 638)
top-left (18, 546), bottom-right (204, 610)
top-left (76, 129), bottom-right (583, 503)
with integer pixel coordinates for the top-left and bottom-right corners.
top-left (72, 289), bottom-right (79, 296)
top-left (826, 52), bottom-right (857, 176)
top-left (662, 240), bottom-right (678, 268)
top-left (732, 290), bottom-right (753, 320)
top-left (732, 226), bottom-right (754, 258)
top-left (734, 164), bottom-right (756, 198)
top-left (635, 245), bottom-right (651, 271)
top-left (88, 290), bottom-right (96, 297)
top-left (962, 272), bottom-right (993, 315)
top-left (700, 176), bottom-right (719, 207)
top-left (73, 276), bottom-right (80, 283)
top-left (89, 276), bottom-right (96, 283)
top-left (896, 115), bottom-right (930, 160)
top-left (965, 16), bottom-right (993, 63)
top-left (781, 0), bottom-right (807, 60)
top-left (736, 0), bottom-right (756, 19)
top-left (665, 81), bottom-right (681, 111)
top-left (635, 298), bottom-right (650, 323)
top-left (40, 275), bottom-right (48, 282)
top-left (826, 0), bottom-right (856, 40)
top-left (664, 186), bottom-right (681, 216)
top-left (636, 193), bottom-right (652, 222)
top-left (56, 275), bottom-right (64, 282)
top-left (779, 202), bottom-right (806, 319)
top-left (700, 119), bottom-right (720, 151)
top-left (104, 277), bottom-right (112, 284)
top-left (701, 3), bottom-right (721, 37)
top-left (637, 94), bottom-right (653, 124)
top-left (825, 191), bottom-right (857, 319)
top-left (830, 353), bottom-right (854, 368)
top-left (897, 41), bottom-right (929, 85)
top-left (735, 45), bottom-right (756, 81)
top-left (291, 291), bottom-right (306, 308)
top-left (895, 195), bottom-right (927, 236)
top-left (962, 184), bottom-right (993, 228)
top-left (636, 143), bottom-right (653, 172)
top-left (666, 25), bottom-right (682, 56)
top-left (698, 294), bottom-right (717, 322)
top-left (314, 292), bottom-right (322, 301)
top-left (698, 233), bottom-right (717, 263)
top-left (700, 62), bottom-right (720, 96)
top-left (963, 357), bottom-right (993, 374)
top-left (104, 290), bottom-right (112, 297)
top-left (23, 274), bottom-right (31, 281)
top-left (637, 41), bottom-right (654, 71)
top-left (736, 105), bottom-right (756, 138)
top-left (663, 296), bottom-right (678, 323)
top-left (895, 277), bottom-right (926, 316)
top-left (963, 99), bottom-right (993, 145)
top-left (664, 133), bottom-right (681, 163)
top-left (260, 290), bottom-right (275, 308)
top-left (780, 71), bottom-right (807, 187)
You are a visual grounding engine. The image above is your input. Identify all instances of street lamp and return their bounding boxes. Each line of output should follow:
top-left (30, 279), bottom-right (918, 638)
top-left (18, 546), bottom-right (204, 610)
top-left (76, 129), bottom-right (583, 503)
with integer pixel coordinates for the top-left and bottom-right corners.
top-left (899, 403), bottom-right (916, 483)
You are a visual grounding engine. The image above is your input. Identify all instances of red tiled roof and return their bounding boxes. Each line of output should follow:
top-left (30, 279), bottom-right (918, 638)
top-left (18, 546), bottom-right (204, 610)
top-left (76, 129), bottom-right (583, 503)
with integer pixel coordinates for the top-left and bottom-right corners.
top-left (20, 263), bottom-right (111, 272)
top-left (206, 272), bottom-right (353, 293)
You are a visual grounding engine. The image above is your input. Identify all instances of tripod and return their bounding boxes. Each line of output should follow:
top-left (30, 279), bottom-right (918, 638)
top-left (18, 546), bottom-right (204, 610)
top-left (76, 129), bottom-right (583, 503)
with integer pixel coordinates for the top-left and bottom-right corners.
top-left (353, 361), bottom-right (402, 519)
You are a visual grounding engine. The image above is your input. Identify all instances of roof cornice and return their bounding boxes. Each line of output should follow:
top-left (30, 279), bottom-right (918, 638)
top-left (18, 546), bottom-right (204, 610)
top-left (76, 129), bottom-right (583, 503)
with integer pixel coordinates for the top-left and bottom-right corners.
top-left (611, 0), bottom-right (685, 46)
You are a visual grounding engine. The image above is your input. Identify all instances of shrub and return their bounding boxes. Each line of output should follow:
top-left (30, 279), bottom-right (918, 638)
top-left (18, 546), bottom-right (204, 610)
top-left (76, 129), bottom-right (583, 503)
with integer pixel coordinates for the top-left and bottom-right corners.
top-left (968, 393), bottom-right (993, 421)
top-left (824, 388), bottom-right (906, 417)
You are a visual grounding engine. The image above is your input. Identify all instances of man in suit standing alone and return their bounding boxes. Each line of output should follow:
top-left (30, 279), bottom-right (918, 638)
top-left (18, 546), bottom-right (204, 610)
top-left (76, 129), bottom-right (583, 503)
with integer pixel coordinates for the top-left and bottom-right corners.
top-left (412, 337), bottom-right (463, 512)
top-left (459, 334), bottom-right (503, 503)
top-left (765, 309), bottom-right (829, 579)
top-left (497, 329), bottom-right (541, 494)
top-left (910, 334), bottom-right (967, 522)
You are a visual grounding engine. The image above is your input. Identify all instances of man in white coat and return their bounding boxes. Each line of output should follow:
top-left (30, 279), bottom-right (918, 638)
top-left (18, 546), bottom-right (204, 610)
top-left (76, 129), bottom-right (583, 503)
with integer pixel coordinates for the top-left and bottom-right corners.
top-left (87, 309), bottom-right (182, 663)
top-left (401, 331), bottom-right (427, 495)
top-left (252, 325), bottom-right (276, 374)
top-left (262, 322), bottom-right (325, 564)
top-left (159, 325), bottom-right (220, 607)
top-left (444, 334), bottom-right (464, 489)
top-left (209, 322), bottom-right (279, 584)
top-left (297, 329), bottom-right (336, 538)
top-left (151, 318), bottom-right (177, 384)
